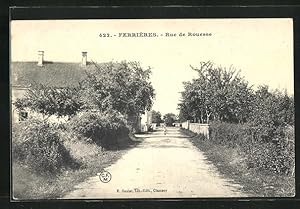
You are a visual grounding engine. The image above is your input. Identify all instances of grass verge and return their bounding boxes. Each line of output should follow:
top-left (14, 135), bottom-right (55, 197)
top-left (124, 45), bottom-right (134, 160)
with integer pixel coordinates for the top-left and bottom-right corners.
top-left (181, 128), bottom-right (295, 197)
top-left (12, 134), bottom-right (141, 200)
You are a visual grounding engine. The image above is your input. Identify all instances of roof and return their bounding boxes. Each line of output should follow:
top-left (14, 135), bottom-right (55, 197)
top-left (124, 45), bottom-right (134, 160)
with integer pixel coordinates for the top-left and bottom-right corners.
top-left (11, 61), bottom-right (96, 88)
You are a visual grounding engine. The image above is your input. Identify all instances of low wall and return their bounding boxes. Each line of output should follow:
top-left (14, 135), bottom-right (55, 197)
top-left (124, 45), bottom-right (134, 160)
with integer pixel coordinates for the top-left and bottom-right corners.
top-left (181, 120), bottom-right (209, 139)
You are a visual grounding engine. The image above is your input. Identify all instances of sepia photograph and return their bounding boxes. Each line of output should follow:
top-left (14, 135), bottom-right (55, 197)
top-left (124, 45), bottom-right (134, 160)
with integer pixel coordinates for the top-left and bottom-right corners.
top-left (10, 18), bottom-right (295, 199)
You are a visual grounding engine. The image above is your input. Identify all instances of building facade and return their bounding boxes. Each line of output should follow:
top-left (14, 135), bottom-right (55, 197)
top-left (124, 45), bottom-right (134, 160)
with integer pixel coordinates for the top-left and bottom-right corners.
top-left (11, 51), bottom-right (142, 132)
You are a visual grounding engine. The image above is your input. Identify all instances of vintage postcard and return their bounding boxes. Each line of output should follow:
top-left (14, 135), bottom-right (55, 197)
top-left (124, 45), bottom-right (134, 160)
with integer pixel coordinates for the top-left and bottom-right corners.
top-left (10, 18), bottom-right (294, 199)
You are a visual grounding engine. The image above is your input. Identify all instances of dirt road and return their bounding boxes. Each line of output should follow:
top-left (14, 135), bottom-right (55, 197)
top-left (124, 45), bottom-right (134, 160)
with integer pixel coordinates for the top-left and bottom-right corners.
top-left (64, 127), bottom-right (247, 199)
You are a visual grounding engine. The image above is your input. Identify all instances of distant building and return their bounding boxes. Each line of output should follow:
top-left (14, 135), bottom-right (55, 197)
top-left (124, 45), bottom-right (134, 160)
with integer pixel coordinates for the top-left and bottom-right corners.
top-left (140, 110), bottom-right (153, 132)
top-left (10, 51), bottom-right (142, 132)
top-left (146, 110), bottom-right (152, 125)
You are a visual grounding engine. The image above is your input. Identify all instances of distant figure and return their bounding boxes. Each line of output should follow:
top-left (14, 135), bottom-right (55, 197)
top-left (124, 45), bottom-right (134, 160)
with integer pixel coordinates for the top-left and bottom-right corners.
top-left (163, 124), bottom-right (167, 135)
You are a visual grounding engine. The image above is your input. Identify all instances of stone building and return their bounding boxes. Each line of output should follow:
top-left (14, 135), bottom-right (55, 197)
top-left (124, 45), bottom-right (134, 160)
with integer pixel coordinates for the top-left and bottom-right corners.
top-left (10, 51), bottom-right (142, 132)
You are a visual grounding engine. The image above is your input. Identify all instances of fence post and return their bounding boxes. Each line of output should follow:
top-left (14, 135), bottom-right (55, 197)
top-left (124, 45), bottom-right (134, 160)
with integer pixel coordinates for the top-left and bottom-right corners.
top-left (207, 124), bottom-right (210, 140)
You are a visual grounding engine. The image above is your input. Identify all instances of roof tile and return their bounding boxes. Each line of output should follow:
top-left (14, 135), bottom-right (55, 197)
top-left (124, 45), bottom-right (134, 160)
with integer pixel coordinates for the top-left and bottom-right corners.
top-left (11, 61), bottom-right (96, 88)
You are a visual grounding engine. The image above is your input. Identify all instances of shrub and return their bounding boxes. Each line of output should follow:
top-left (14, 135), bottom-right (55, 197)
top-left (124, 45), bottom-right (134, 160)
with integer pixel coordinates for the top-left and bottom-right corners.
top-left (12, 119), bottom-right (77, 174)
top-left (209, 121), bottom-right (294, 175)
top-left (245, 140), bottom-right (294, 175)
top-left (209, 121), bottom-right (252, 147)
top-left (67, 110), bottom-right (130, 148)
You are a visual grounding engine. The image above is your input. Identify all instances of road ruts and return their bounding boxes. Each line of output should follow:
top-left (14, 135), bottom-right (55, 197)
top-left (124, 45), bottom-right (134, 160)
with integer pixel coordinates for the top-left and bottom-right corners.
top-left (63, 127), bottom-right (248, 199)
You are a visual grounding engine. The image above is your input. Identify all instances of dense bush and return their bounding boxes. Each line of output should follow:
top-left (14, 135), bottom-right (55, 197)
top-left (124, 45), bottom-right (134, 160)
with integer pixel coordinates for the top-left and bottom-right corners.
top-left (178, 62), bottom-right (294, 127)
top-left (12, 119), bottom-right (77, 174)
top-left (67, 110), bottom-right (130, 148)
top-left (178, 61), bottom-right (294, 177)
top-left (246, 140), bottom-right (294, 175)
top-left (209, 121), bottom-right (253, 147)
top-left (163, 113), bottom-right (177, 126)
top-left (14, 84), bottom-right (83, 119)
top-left (209, 121), bottom-right (295, 175)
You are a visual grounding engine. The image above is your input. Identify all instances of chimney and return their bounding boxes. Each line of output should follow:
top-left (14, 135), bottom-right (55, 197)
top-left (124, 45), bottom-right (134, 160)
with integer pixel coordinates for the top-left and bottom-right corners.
top-left (81, 52), bottom-right (87, 66)
top-left (37, 51), bottom-right (44, 66)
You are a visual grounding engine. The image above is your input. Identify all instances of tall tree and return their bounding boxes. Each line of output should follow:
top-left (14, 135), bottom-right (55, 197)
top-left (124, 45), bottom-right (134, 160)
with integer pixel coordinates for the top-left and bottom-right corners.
top-left (178, 61), bottom-right (253, 123)
top-left (151, 110), bottom-right (162, 125)
top-left (249, 85), bottom-right (294, 142)
top-left (14, 84), bottom-right (83, 119)
top-left (163, 113), bottom-right (177, 126)
top-left (14, 61), bottom-right (155, 122)
top-left (80, 61), bottom-right (155, 117)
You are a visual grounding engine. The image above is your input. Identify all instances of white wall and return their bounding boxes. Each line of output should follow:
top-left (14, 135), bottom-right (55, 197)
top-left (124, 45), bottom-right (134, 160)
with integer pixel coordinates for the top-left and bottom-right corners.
top-left (182, 120), bottom-right (210, 139)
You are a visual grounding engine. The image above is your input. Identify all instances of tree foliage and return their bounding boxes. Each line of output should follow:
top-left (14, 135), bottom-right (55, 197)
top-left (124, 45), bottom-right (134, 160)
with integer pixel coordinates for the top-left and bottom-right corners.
top-left (80, 61), bottom-right (155, 117)
top-left (14, 61), bottom-right (155, 122)
top-left (178, 61), bottom-right (253, 123)
top-left (12, 118), bottom-right (78, 174)
top-left (68, 110), bottom-right (130, 148)
top-left (14, 84), bottom-right (83, 119)
top-left (163, 113), bottom-right (177, 126)
top-left (151, 110), bottom-right (163, 125)
top-left (249, 85), bottom-right (294, 142)
top-left (178, 61), bottom-right (295, 176)
top-left (178, 61), bottom-right (294, 141)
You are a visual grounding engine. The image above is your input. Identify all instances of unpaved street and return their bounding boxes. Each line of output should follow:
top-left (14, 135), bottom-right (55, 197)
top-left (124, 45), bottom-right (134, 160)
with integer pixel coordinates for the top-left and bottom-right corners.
top-left (64, 127), bottom-right (247, 198)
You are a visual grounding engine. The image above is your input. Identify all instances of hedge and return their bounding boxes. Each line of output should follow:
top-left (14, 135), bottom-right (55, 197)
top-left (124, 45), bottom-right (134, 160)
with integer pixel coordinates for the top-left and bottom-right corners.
top-left (67, 110), bottom-right (130, 148)
top-left (12, 119), bottom-right (77, 174)
top-left (209, 121), bottom-right (294, 175)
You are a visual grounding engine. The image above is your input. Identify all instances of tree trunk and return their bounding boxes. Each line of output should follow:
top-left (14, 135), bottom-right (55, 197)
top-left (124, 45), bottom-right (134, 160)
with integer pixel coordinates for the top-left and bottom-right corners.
top-left (200, 112), bottom-right (204, 123)
top-left (206, 112), bottom-right (211, 124)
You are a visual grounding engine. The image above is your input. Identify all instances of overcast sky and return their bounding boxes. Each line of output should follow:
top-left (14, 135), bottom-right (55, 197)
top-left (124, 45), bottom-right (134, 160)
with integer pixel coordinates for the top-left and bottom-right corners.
top-left (11, 19), bottom-right (293, 116)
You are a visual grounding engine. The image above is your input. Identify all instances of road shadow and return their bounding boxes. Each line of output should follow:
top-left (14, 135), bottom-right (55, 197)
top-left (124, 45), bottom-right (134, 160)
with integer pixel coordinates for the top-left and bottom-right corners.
top-left (135, 128), bottom-right (193, 149)
top-left (101, 127), bottom-right (193, 150)
top-left (138, 135), bottom-right (192, 139)
top-left (104, 135), bottom-right (142, 151)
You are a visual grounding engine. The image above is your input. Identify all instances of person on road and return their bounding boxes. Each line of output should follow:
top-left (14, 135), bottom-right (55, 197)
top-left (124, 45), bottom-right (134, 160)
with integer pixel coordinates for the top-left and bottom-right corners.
top-left (163, 123), bottom-right (167, 135)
